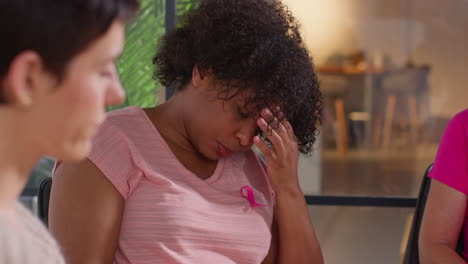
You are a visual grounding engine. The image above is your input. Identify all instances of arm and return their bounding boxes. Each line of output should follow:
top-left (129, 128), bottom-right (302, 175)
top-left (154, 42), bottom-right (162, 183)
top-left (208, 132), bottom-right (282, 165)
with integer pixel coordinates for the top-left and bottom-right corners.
top-left (419, 179), bottom-right (467, 264)
top-left (257, 108), bottom-right (323, 264)
top-left (262, 188), bottom-right (322, 264)
top-left (48, 159), bottom-right (124, 264)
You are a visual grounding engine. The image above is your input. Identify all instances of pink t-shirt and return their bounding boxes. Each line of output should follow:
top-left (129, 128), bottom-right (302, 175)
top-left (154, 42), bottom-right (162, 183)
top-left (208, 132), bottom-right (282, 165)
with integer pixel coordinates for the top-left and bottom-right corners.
top-left (88, 106), bottom-right (275, 264)
top-left (429, 109), bottom-right (468, 259)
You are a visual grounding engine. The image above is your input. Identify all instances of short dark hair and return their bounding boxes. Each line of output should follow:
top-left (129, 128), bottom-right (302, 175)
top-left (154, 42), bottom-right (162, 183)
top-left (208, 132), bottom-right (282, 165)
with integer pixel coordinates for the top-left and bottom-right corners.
top-left (153, 0), bottom-right (322, 154)
top-left (0, 0), bottom-right (139, 102)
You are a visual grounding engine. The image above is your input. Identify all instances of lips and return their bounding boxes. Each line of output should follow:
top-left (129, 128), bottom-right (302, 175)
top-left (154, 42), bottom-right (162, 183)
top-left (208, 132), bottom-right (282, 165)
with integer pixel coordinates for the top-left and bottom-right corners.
top-left (217, 143), bottom-right (233, 158)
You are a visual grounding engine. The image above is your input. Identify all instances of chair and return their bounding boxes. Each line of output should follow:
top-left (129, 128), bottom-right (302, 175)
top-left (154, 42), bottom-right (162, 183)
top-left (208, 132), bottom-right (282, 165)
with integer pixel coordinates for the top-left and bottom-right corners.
top-left (376, 67), bottom-right (430, 151)
top-left (320, 75), bottom-right (349, 154)
top-left (403, 164), bottom-right (464, 263)
top-left (38, 177), bottom-right (53, 227)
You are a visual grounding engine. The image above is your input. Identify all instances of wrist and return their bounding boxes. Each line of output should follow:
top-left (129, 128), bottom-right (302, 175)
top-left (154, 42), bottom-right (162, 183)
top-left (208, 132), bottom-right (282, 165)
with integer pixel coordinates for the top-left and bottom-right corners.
top-left (273, 183), bottom-right (304, 198)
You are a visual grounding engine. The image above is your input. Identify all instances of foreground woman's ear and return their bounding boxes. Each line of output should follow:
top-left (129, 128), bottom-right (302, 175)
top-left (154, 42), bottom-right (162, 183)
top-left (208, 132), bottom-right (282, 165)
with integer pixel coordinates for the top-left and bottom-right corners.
top-left (3, 51), bottom-right (54, 108)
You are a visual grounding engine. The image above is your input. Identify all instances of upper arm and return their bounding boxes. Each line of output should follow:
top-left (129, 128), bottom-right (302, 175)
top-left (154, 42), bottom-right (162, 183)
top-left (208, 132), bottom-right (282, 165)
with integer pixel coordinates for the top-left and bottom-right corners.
top-left (420, 179), bottom-right (467, 251)
top-left (49, 159), bottom-right (125, 264)
top-left (420, 113), bottom-right (468, 251)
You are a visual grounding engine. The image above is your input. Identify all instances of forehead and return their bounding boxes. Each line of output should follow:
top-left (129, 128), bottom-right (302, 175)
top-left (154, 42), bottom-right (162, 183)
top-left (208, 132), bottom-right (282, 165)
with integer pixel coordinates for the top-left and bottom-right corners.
top-left (75, 21), bottom-right (125, 64)
top-left (214, 81), bottom-right (280, 113)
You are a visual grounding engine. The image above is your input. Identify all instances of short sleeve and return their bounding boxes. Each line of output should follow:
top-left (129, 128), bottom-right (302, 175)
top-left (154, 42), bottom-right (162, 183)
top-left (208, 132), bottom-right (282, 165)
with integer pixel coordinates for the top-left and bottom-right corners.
top-left (88, 119), bottom-right (140, 200)
top-left (429, 113), bottom-right (468, 194)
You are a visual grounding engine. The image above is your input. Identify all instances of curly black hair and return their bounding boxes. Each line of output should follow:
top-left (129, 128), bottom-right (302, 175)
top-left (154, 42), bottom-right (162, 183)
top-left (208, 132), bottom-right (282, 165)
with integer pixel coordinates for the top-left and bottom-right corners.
top-left (153, 0), bottom-right (322, 154)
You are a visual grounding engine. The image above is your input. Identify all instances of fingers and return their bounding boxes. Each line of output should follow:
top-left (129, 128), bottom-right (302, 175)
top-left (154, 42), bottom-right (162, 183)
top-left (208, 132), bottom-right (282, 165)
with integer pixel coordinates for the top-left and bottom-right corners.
top-left (282, 118), bottom-right (295, 140)
top-left (254, 107), bottom-right (297, 157)
top-left (268, 107), bottom-right (295, 140)
top-left (254, 107), bottom-right (300, 170)
top-left (253, 135), bottom-right (274, 160)
top-left (261, 108), bottom-right (287, 137)
top-left (262, 108), bottom-right (280, 131)
top-left (256, 117), bottom-right (284, 153)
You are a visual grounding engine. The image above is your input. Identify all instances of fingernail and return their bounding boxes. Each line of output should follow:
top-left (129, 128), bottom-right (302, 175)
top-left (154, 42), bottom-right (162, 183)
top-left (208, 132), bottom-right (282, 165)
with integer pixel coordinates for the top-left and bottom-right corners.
top-left (253, 136), bottom-right (260, 143)
top-left (262, 108), bottom-right (271, 116)
top-left (257, 118), bottom-right (267, 126)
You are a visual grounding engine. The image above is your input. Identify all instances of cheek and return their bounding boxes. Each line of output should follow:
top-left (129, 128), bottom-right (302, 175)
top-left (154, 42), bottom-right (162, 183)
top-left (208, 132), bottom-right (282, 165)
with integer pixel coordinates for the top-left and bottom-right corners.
top-left (192, 99), bottom-right (239, 137)
top-left (51, 74), bottom-right (107, 141)
top-left (64, 74), bottom-right (106, 112)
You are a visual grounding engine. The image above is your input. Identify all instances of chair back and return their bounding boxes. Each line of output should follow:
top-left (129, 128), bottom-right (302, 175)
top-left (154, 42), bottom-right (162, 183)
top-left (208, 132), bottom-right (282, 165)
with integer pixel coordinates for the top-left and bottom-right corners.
top-left (403, 164), bottom-right (465, 263)
top-left (38, 177), bottom-right (53, 227)
top-left (319, 75), bottom-right (349, 96)
top-left (381, 68), bottom-right (429, 94)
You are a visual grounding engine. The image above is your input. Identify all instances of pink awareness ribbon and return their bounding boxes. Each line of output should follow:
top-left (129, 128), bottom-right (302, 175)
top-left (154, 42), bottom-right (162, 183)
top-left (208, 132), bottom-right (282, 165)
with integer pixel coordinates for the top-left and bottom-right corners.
top-left (240, 185), bottom-right (268, 208)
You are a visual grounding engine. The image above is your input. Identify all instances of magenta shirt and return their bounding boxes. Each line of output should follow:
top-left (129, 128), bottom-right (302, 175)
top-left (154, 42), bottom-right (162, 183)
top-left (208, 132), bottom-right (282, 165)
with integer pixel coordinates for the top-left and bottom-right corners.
top-left (429, 109), bottom-right (468, 259)
top-left (88, 106), bottom-right (275, 264)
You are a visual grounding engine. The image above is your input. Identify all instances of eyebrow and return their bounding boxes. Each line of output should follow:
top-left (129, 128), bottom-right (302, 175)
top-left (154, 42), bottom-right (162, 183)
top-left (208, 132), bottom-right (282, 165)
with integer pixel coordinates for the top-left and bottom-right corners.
top-left (110, 52), bottom-right (122, 63)
top-left (103, 47), bottom-right (124, 64)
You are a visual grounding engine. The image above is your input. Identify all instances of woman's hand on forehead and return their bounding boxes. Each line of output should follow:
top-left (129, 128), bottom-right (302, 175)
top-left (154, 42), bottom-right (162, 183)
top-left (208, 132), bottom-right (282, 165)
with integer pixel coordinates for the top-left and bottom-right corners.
top-left (253, 106), bottom-right (299, 192)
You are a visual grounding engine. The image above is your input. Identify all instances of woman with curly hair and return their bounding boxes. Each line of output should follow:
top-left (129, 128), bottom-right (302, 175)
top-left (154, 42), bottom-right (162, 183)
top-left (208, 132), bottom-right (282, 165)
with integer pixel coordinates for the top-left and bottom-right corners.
top-left (49, 0), bottom-right (323, 263)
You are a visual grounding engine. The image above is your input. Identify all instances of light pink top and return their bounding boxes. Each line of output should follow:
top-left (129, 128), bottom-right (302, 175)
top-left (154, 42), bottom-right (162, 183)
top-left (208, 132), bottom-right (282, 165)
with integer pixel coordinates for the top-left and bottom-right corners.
top-left (0, 202), bottom-right (65, 264)
top-left (88, 106), bottom-right (275, 264)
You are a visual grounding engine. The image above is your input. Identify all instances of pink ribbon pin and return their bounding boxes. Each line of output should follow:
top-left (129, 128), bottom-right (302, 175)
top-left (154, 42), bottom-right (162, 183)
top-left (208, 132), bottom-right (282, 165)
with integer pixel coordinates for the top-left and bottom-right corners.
top-left (240, 185), bottom-right (267, 208)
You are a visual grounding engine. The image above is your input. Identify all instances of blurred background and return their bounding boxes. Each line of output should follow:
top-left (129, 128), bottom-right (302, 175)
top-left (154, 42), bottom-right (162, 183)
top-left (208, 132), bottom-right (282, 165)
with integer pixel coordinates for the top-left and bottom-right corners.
top-left (21, 0), bottom-right (468, 263)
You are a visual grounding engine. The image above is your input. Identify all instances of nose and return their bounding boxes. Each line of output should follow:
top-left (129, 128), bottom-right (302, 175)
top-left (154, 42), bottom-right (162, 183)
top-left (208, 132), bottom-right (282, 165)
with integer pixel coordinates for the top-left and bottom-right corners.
top-left (105, 67), bottom-right (126, 106)
top-left (236, 120), bottom-right (257, 149)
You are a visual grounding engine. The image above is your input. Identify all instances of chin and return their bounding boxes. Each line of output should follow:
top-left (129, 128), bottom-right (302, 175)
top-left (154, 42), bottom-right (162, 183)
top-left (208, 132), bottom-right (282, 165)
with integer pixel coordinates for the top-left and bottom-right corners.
top-left (56, 139), bottom-right (92, 162)
top-left (201, 148), bottom-right (220, 161)
top-left (202, 152), bottom-right (219, 161)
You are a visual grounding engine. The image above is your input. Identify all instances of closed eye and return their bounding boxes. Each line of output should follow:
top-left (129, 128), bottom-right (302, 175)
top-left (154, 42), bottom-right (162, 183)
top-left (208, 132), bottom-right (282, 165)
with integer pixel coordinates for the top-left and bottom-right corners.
top-left (237, 106), bottom-right (250, 119)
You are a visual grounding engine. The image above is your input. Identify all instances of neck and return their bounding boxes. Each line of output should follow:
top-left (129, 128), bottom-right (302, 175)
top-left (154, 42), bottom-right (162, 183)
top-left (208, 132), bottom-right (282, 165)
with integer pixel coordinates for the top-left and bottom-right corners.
top-left (152, 93), bottom-right (198, 153)
top-left (0, 110), bottom-right (42, 213)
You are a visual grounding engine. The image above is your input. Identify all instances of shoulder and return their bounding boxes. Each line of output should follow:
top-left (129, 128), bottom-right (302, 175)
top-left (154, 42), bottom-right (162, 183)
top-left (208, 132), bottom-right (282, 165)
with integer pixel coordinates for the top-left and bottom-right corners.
top-left (451, 109), bottom-right (468, 128)
top-left (0, 216), bottom-right (26, 263)
top-left (103, 106), bottom-right (149, 133)
top-left (441, 109), bottom-right (468, 142)
top-left (93, 106), bottom-right (156, 150)
top-left (0, 204), bottom-right (64, 263)
top-left (15, 203), bottom-right (62, 249)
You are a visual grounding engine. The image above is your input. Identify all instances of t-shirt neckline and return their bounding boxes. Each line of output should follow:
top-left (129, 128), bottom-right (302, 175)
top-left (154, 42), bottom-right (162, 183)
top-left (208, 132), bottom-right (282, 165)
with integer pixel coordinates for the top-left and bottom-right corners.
top-left (132, 106), bottom-right (225, 184)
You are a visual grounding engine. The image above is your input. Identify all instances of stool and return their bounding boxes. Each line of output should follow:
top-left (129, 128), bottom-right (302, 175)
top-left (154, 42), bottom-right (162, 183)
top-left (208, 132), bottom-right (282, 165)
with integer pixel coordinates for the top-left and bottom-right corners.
top-left (376, 68), bottom-right (430, 151)
top-left (320, 75), bottom-right (349, 154)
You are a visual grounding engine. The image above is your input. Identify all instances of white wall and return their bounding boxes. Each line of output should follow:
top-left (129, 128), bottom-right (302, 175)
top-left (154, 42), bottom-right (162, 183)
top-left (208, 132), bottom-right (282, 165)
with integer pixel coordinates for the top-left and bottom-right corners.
top-left (298, 141), bottom-right (322, 195)
top-left (283, 0), bottom-right (468, 118)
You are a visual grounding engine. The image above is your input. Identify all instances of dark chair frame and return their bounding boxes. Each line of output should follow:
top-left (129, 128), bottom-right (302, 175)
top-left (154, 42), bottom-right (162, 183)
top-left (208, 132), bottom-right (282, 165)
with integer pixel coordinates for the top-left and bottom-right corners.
top-left (403, 164), bottom-right (464, 264)
top-left (38, 177), bottom-right (53, 227)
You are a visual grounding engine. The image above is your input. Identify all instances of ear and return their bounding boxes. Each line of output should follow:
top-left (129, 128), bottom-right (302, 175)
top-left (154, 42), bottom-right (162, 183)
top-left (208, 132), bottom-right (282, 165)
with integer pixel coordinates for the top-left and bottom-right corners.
top-left (191, 64), bottom-right (204, 88)
top-left (3, 51), bottom-right (53, 107)
top-left (191, 64), bottom-right (213, 89)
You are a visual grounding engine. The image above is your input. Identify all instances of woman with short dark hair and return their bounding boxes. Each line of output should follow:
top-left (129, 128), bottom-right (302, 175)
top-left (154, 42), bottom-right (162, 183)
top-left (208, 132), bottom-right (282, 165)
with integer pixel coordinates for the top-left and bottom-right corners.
top-left (0, 0), bottom-right (138, 263)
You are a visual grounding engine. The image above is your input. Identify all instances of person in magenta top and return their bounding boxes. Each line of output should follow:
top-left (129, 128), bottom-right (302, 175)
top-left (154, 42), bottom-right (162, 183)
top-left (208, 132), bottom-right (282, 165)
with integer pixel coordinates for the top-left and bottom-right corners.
top-left (420, 109), bottom-right (468, 263)
top-left (49, 0), bottom-right (324, 263)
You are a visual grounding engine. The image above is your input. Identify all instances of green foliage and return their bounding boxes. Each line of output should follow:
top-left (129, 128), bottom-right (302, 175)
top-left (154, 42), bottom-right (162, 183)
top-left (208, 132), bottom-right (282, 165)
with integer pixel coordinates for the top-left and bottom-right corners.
top-left (110, 0), bottom-right (166, 110)
top-left (109, 0), bottom-right (196, 111)
top-left (177, 0), bottom-right (196, 21)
